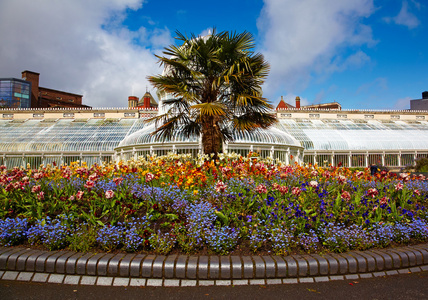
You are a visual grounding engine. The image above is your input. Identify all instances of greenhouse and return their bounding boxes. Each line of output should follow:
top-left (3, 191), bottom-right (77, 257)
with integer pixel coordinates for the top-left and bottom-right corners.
top-left (0, 107), bottom-right (428, 169)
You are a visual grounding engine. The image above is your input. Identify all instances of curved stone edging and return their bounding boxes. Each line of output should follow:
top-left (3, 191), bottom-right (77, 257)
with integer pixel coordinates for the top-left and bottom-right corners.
top-left (1, 244), bottom-right (428, 280)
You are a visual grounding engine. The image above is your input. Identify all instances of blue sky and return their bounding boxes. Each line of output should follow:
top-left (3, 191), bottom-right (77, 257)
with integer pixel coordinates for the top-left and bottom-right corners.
top-left (0, 0), bottom-right (427, 109)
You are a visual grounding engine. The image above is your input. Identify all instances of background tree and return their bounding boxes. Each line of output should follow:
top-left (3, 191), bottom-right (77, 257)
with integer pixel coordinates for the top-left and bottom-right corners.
top-left (147, 29), bottom-right (277, 159)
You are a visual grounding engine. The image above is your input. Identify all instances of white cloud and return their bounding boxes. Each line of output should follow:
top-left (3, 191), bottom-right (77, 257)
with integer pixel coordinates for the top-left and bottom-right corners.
top-left (257, 0), bottom-right (376, 99)
top-left (356, 77), bottom-right (388, 95)
top-left (383, 1), bottom-right (420, 29)
top-left (0, 0), bottom-right (172, 107)
top-left (393, 1), bottom-right (420, 29)
top-left (393, 97), bottom-right (411, 109)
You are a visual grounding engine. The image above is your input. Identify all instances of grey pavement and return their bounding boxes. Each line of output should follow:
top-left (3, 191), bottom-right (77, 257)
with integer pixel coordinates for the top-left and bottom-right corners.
top-left (1, 270), bottom-right (428, 300)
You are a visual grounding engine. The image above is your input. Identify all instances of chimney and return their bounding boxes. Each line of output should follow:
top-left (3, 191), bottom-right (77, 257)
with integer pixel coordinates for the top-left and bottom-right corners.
top-left (295, 96), bottom-right (300, 109)
top-left (22, 70), bottom-right (40, 108)
top-left (143, 93), bottom-right (151, 108)
top-left (423, 91), bottom-right (428, 99)
top-left (128, 96), bottom-right (138, 108)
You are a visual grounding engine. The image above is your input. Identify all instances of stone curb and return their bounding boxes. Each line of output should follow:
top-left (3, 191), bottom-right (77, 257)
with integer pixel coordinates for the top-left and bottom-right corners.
top-left (1, 266), bottom-right (428, 287)
top-left (1, 244), bottom-right (427, 281)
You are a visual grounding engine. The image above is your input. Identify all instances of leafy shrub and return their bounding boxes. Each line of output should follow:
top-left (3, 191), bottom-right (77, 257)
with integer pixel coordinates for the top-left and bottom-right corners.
top-left (415, 157), bottom-right (428, 172)
top-left (68, 224), bottom-right (97, 252)
top-left (150, 230), bottom-right (176, 254)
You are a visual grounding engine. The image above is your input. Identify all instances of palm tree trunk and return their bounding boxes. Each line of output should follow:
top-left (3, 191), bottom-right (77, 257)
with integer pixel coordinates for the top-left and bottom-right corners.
top-left (202, 116), bottom-right (222, 159)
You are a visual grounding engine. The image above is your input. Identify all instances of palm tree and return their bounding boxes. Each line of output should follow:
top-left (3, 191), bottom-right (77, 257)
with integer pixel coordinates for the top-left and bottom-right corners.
top-left (147, 29), bottom-right (277, 159)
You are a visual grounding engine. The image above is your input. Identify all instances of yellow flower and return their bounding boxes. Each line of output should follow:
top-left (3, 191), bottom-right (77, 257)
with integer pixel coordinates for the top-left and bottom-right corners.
top-left (193, 190), bottom-right (199, 195)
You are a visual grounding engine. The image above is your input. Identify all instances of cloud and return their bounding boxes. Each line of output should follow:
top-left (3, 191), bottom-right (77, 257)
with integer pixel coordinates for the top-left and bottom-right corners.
top-left (383, 1), bottom-right (420, 29)
top-left (356, 77), bottom-right (388, 95)
top-left (393, 97), bottom-right (413, 109)
top-left (393, 96), bottom-right (411, 110)
top-left (0, 0), bottom-right (172, 107)
top-left (257, 0), bottom-right (376, 99)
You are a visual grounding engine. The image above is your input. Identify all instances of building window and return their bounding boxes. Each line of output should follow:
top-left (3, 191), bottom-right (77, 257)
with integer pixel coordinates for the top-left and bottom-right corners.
top-left (364, 114), bottom-right (374, 119)
top-left (33, 113), bottom-right (44, 118)
top-left (309, 114), bottom-right (320, 119)
top-left (416, 116), bottom-right (425, 120)
top-left (280, 113), bottom-right (292, 118)
top-left (69, 99), bottom-right (74, 102)
top-left (124, 113), bottom-right (136, 118)
top-left (2, 114), bottom-right (13, 119)
top-left (56, 97), bottom-right (62, 100)
top-left (0, 79), bottom-right (31, 108)
top-left (391, 115), bottom-right (400, 120)
top-left (63, 113), bottom-right (75, 118)
top-left (94, 113), bottom-right (105, 118)
top-left (337, 114), bottom-right (347, 119)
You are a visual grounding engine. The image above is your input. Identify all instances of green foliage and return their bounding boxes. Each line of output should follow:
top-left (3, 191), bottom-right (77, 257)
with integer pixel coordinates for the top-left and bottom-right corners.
top-left (68, 224), bottom-right (97, 252)
top-left (415, 157), bottom-right (428, 172)
top-left (147, 29), bottom-right (277, 158)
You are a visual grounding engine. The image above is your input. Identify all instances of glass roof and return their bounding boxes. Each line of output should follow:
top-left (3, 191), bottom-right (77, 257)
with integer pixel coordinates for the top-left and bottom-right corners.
top-left (117, 124), bottom-right (301, 148)
top-left (278, 119), bottom-right (428, 151)
top-left (0, 118), bottom-right (145, 153)
top-left (0, 117), bottom-right (428, 153)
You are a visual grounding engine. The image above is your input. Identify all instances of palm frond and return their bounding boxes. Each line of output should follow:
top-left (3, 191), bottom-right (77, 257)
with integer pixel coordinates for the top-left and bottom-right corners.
top-left (191, 102), bottom-right (227, 117)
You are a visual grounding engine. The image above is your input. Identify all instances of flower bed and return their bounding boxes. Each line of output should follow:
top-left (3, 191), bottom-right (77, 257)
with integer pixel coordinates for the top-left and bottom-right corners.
top-left (1, 153), bottom-right (428, 255)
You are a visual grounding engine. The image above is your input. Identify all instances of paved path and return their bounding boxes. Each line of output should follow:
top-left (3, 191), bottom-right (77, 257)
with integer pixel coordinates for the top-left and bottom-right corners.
top-left (1, 270), bottom-right (428, 300)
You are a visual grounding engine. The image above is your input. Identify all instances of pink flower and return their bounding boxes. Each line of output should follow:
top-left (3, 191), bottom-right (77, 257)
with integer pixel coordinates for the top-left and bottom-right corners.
top-left (338, 175), bottom-right (347, 184)
top-left (145, 173), bottom-right (155, 183)
top-left (88, 173), bottom-right (98, 182)
top-left (272, 183), bottom-right (280, 190)
top-left (69, 195), bottom-right (75, 201)
top-left (356, 171), bottom-right (364, 179)
top-left (105, 190), bottom-right (115, 199)
top-left (308, 180), bottom-right (318, 188)
top-left (5, 183), bottom-right (13, 192)
top-left (341, 190), bottom-right (351, 201)
top-left (367, 188), bottom-right (379, 198)
top-left (254, 163), bottom-right (266, 171)
top-left (221, 167), bottom-right (231, 177)
top-left (113, 177), bottom-right (124, 185)
top-left (278, 185), bottom-right (289, 195)
top-left (323, 171), bottom-right (331, 179)
top-left (62, 168), bottom-right (72, 179)
top-left (380, 196), bottom-right (389, 206)
top-left (311, 170), bottom-right (318, 177)
top-left (399, 173), bottom-right (410, 182)
top-left (414, 189), bottom-right (421, 196)
top-left (215, 180), bottom-right (227, 193)
top-left (31, 185), bottom-right (41, 193)
top-left (76, 191), bottom-right (84, 200)
top-left (76, 167), bottom-right (88, 175)
top-left (33, 172), bottom-right (44, 180)
top-left (291, 187), bottom-right (302, 196)
top-left (37, 191), bottom-right (45, 200)
top-left (84, 180), bottom-right (95, 190)
top-left (255, 184), bottom-right (267, 194)
top-left (395, 183), bottom-right (403, 191)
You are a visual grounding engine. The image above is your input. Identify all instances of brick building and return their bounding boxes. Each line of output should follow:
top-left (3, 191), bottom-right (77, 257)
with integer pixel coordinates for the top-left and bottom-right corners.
top-left (276, 96), bottom-right (341, 110)
top-left (128, 91), bottom-right (158, 109)
top-left (21, 71), bottom-right (90, 109)
top-left (0, 71), bottom-right (90, 109)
